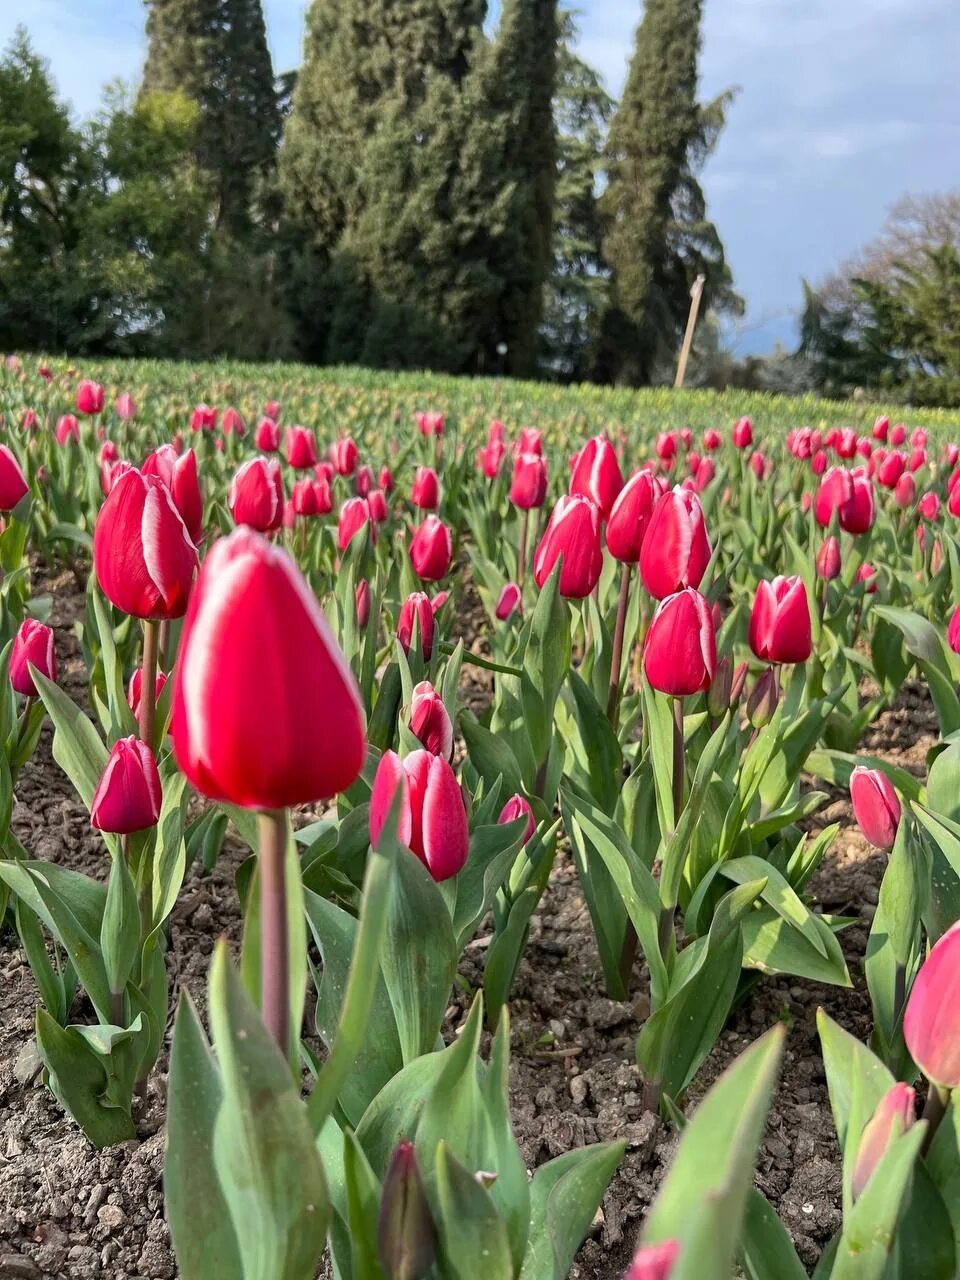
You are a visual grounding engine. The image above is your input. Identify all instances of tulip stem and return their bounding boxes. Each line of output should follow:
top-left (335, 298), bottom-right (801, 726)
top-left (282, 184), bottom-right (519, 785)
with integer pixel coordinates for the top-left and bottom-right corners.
top-left (657, 697), bottom-right (686, 960)
top-left (606, 562), bottom-right (633, 724)
top-left (921, 1083), bottom-right (950, 1156)
top-left (517, 510), bottom-right (528, 588)
top-left (139, 620), bottom-right (159, 750)
top-left (258, 808), bottom-right (290, 1052)
top-left (157, 620), bottom-right (170, 675)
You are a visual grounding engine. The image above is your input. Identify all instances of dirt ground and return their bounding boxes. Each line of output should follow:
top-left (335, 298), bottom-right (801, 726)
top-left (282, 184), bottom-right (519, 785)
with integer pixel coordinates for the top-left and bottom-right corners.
top-left (0, 568), bottom-right (938, 1279)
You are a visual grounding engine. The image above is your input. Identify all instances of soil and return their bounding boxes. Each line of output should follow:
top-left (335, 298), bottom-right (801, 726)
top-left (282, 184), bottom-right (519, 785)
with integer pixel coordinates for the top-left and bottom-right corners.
top-left (0, 567), bottom-right (940, 1280)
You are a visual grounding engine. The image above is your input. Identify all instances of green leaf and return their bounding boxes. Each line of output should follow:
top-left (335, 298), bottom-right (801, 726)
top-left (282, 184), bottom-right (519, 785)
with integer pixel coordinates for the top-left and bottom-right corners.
top-left (520, 1142), bottom-right (626, 1280)
top-left (739, 1188), bottom-right (807, 1280)
top-left (460, 710), bottom-right (524, 806)
top-left (435, 1142), bottom-right (514, 1280)
top-left (451, 817), bottom-right (527, 952)
top-left (522, 559), bottom-right (570, 768)
top-left (32, 669), bottom-right (108, 808)
top-left (100, 847), bottom-right (140, 999)
top-left (14, 895), bottom-right (71, 1023)
top-left (740, 907), bottom-right (851, 986)
top-left (816, 1009), bottom-right (894, 1151)
top-left (35, 1010), bottom-right (137, 1148)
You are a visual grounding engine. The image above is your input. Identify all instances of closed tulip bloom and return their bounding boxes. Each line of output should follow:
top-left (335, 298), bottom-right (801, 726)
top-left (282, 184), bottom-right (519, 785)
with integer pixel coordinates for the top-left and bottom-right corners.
top-left (379, 465), bottom-right (395, 494)
top-left (369, 749), bottom-right (468, 881)
top-left (355, 464), bottom-right (374, 498)
top-left (857, 562), bottom-right (878, 593)
top-left (890, 422), bottom-right (907, 445)
top-left (694, 456), bottom-right (715, 492)
top-left (919, 491), bottom-right (940, 521)
top-left (816, 536), bottom-right (841, 580)
top-left (90, 737), bottom-right (162, 835)
top-left (190, 403), bottom-right (217, 432)
top-left (811, 448), bottom-right (828, 476)
top-left (10, 619), bottom-right (56, 696)
top-left (292, 478), bottom-right (320, 517)
top-left (116, 392), bottom-right (136, 420)
top-left (948, 603), bottom-right (960, 655)
top-left (702, 428), bottom-right (722, 451)
top-left (355, 579), bottom-right (371, 629)
top-left (94, 469), bottom-right (198, 620)
top-left (496, 581), bottom-right (522, 620)
top-left (143, 444), bottom-right (203, 543)
top-left (477, 441), bottom-right (505, 478)
top-left (255, 417), bottom-right (280, 451)
top-left (415, 411), bottom-right (445, 437)
top-left (55, 414), bottom-right (79, 446)
top-left (519, 427), bottom-right (543, 454)
top-left (510, 452), bottom-right (548, 510)
top-left (837, 428), bottom-right (857, 459)
top-left (909, 447), bottom-right (927, 473)
top-left (409, 680), bottom-right (454, 759)
top-left (850, 766), bottom-right (900, 849)
top-left (903, 919), bottom-right (960, 1088)
top-left (377, 1141), bottom-right (437, 1280)
top-left (498, 793), bottom-right (535, 844)
top-left (398, 592), bottom-right (435, 660)
top-left (946, 443), bottom-right (960, 467)
top-left (0, 445), bottom-right (29, 511)
top-left (285, 425), bottom-right (317, 470)
top-left (655, 432), bottom-right (677, 461)
top-left (606, 471), bottom-right (662, 564)
top-left (625, 1241), bottom-right (679, 1280)
top-left (171, 529), bottom-right (365, 808)
top-left (851, 1083), bottom-right (915, 1201)
top-left (644, 588), bottom-right (716, 696)
top-left (21, 408), bottom-right (38, 432)
top-left (749, 576), bottom-right (812, 664)
top-left (411, 466), bottom-right (440, 510)
top-left (732, 416), bottom-right (753, 448)
top-left (533, 494), bottom-right (603, 599)
top-left (128, 667), bottom-right (168, 719)
top-left (339, 497), bottom-right (373, 551)
top-left (330, 437), bottom-right (359, 476)
top-left (894, 472), bottom-right (916, 508)
top-left (221, 407), bottom-right (245, 437)
top-left (569, 434), bottom-right (624, 516)
top-left (639, 487), bottom-right (711, 600)
top-left (76, 380), bottom-right (105, 415)
top-left (856, 437), bottom-right (873, 459)
top-left (228, 457), bottom-right (284, 534)
top-left (949, 483), bottom-right (960, 518)
top-left (409, 515), bottom-right (452, 582)
top-left (878, 452), bottom-right (906, 488)
top-left (814, 467), bottom-right (875, 534)
top-left (750, 450), bottom-right (767, 480)
top-left (364, 489), bottom-right (385, 523)
top-left (872, 415), bottom-right (889, 441)
top-left (264, 399), bottom-right (281, 421)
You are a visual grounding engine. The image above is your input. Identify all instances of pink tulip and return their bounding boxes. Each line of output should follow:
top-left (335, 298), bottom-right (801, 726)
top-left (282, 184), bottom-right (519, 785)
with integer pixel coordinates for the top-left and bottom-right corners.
top-left (10, 619), bottom-right (56, 696)
top-left (643, 588), bottom-right (716, 696)
top-left (369, 749), bottom-right (468, 881)
top-left (496, 582), bottom-right (522, 621)
top-left (903, 919), bottom-right (960, 1088)
top-left (229, 457), bottom-right (284, 534)
top-left (639, 487), bottom-right (711, 600)
top-left (569, 435), bottom-right (624, 517)
top-left (409, 681), bottom-right (454, 759)
top-left (624, 1240), bottom-right (680, 1279)
top-left (850, 767), bottom-right (900, 849)
top-left (533, 495), bottom-right (603, 599)
top-left (410, 515), bottom-right (452, 581)
top-left (498, 793), bottom-right (535, 844)
top-left (90, 737), bottom-right (162, 834)
top-left (851, 1083), bottom-right (915, 1200)
top-left (398, 592), bottom-right (435, 660)
top-left (749, 576), bottom-right (812, 665)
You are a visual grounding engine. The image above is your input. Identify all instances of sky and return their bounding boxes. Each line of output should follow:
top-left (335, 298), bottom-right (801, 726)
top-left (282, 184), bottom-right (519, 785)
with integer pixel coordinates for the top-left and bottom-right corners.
top-left (3, 0), bottom-right (958, 355)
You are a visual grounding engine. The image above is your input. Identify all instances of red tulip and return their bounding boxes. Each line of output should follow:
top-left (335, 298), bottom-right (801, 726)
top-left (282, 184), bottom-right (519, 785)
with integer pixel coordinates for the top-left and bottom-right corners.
top-left (655, 432), bottom-right (677, 461)
top-left (221, 407), bottom-right (245, 437)
top-left (872, 415), bottom-right (889, 442)
top-left (569, 435), bottom-right (624, 517)
top-left (643, 588), bottom-right (716, 696)
top-left (919, 491), bottom-right (940, 521)
top-left (477, 441), bottom-right (505, 478)
top-left (894, 473), bottom-right (916, 508)
top-left (76, 380), bottom-right (105, 415)
top-left (945, 443), bottom-right (960, 467)
top-left (330, 437), bottom-right (359, 476)
top-left (10, 619), bottom-right (56, 696)
top-left (255, 417), bottom-right (280, 451)
top-left (749, 451), bottom-right (767, 480)
top-left (229, 457), bottom-right (284, 533)
top-left (748, 576), bottom-right (811, 665)
top-left (339, 497), bottom-right (373, 552)
top-left (285, 426), bottom-right (317, 470)
top-left (409, 680), bottom-right (453, 759)
top-left (857, 562), bottom-right (878, 593)
top-left (190, 403), bottom-right (217, 432)
top-left (890, 423), bottom-right (906, 445)
top-left (948, 603), bottom-right (960, 655)
top-left (379, 465), bottom-right (395, 494)
top-left (415, 411), bottom-right (445, 438)
top-left (431, 591), bottom-right (449, 615)
top-left (128, 667), bottom-right (168, 718)
top-left (837, 428), bottom-right (857, 459)
top-left (411, 466), bottom-right (440, 511)
top-left (814, 467), bottom-right (875, 534)
top-left (850, 766), bottom-right (900, 849)
top-left (171, 528), bottom-right (365, 808)
top-left (489, 420), bottom-right (506, 443)
top-left (292, 478), bottom-right (320, 517)
top-left (811, 449), bottom-right (828, 476)
top-left (878, 452), bottom-right (906, 488)
top-left (55, 414), bottom-right (79, 446)
top-left (694, 456), bottom-right (715, 492)
top-left (116, 392), bottom-right (136, 420)
top-left (355, 464), bottom-right (374, 498)
top-left (639, 487), bottom-right (711, 600)
top-left (264, 399), bottom-right (281, 421)
top-left (533, 494), bottom-right (603, 599)
top-left (851, 1083), bottom-right (915, 1201)
top-left (0, 445), bottom-right (29, 511)
top-left (143, 444), bottom-right (203, 543)
top-left (496, 582), bottom-right (522, 620)
top-left (510, 452), bottom-right (548, 510)
top-left (903, 919), bottom-right (960, 1088)
top-left (702, 428), bottom-right (722, 451)
top-left (369, 749), bottom-right (468, 881)
top-left (950, 483), bottom-right (960, 518)
top-left (519, 427), bottom-right (543, 455)
top-left (624, 1241), bottom-right (679, 1280)
top-left (94, 469), bottom-right (198, 620)
top-left (908, 447), bottom-right (927, 473)
top-left (355, 579), bottom-right (371, 628)
top-left (409, 515), bottom-right (452, 581)
top-left (732, 416), bottom-right (753, 449)
top-left (498, 793), bottom-right (535, 844)
top-left (90, 736), bottom-right (162, 834)
top-left (398, 592), bottom-right (435, 660)
top-left (816, 536), bottom-right (841, 580)
top-left (606, 471), bottom-right (662, 564)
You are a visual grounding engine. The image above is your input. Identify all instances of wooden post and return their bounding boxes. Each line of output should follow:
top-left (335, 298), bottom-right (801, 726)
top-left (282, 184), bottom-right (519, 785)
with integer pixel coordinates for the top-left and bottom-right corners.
top-left (674, 273), bottom-right (706, 389)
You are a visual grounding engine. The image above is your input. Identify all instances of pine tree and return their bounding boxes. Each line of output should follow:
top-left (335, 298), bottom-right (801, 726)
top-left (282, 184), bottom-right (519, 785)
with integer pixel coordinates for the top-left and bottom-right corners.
top-left (599, 0), bottom-right (738, 384)
top-left (141, 0), bottom-right (279, 231)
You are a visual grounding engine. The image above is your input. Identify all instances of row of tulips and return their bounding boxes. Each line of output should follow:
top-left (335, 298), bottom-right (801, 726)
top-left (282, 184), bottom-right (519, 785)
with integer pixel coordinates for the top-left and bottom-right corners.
top-left (3, 355), bottom-right (960, 1277)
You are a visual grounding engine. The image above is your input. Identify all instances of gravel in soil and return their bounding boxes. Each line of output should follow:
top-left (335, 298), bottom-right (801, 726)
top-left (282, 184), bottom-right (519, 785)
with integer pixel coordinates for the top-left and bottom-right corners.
top-left (0, 568), bottom-right (939, 1278)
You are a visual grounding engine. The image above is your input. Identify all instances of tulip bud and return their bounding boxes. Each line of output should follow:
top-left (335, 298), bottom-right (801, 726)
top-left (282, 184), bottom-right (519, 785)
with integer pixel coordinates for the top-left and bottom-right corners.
top-left (409, 681), bottom-right (454, 759)
top-left (94, 469), bottom-right (198, 620)
top-left (292, 478), bottom-right (320, 517)
top-left (76, 379), bottom-right (105, 415)
top-left (499, 793), bottom-right (535, 844)
top-left (849, 766), bottom-right (900, 849)
top-left (264, 399), bottom-right (281, 421)
top-left (354, 464), bottom-right (374, 498)
top-left (366, 488), bottom-right (387, 522)
top-left (369, 749), bottom-right (469, 881)
top-left (116, 392), bottom-right (136, 420)
top-left (171, 529), bottom-right (365, 808)
top-left (643, 588), bottom-right (716, 697)
top-left (285, 425), bottom-right (318, 470)
top-left (655, 431), bottom-right (677, 461)
top-left (851, 1083), bottom-right (915, 1201)
top-left (872, 415), bottom-right (889, 441)
top-left (409, 515), bottom-right (452, 581)
top-left (606, 471), bottom-right (662, 564)
top-left (857, 562), bottom-right (878, 593)
top-left (143, 444), bottom-right (203, 543)
top-left (377, 1141), bottom-right (437, 1280)
top-left (415, 411), bottom-right (444, 437)
top-left (128, 667), bottom-right (168, 719)
top-left (379, 465), bottom-right (395, 494)
top-left (569, 435), bottom-right (624, 516)
top-left (10, 619), bottom-right (56, 696)
top-left (255, 417), bottom-right (280, 451)
top-left (749, 450), bottom-right (766, 480)
top-left (411, 466), bottom-right (440, 511)
top-left (816, 536), bottom-right (841, 581)
top-left (509, 452), bottom-right (548, 510)
top-left (533, 495), bottom-right (603, 599)
top-left (948, 603), bottom-right (960, 656)
top-left (894, 472), bottom-right (916, 508)
top-left (918, 491), bottom-right (940, 522)
top-left (90, 736), bottom-right (162, 834)
top-left (398, 592), bottom-right (435, 660)
top-left (639, 487), bottom-right (711, 600)
top-left (747, 666), bottom-right (780, 728)
top-left (355, 579), bottom-right (371, 629)
top-left (706, 655), bottom-right (733, 717)
top-left (748, 576), bottom-right (812, 665)
top-left (331, 436), bottom-right (359, 476)
top-left (519, 426), bottom-right (543, 454)
top-left (496, 581), bottom-right (522, 621)
top-left (0, 445), bottom-right (29, 511)
top-left (814, 467), bottom-right (875, 534)
top-left (55, 414), bottom-right (79, 447)
top-left (903, 918), bottom-right (960, 1088)
top-left (732, 416), bottom-right (753, 448)
top-left (338, 497), bottom-right (374, 552)
top-left (890, 423), bottom-right (906, 445)
top-left (625, 1240), bottom-right (680, 1280)
top-left (228, 457), bottom-right (284, 534)
top-left (702, 428), bottom-right (721, 451)
top-left (220, 407), bottom-right (245, 437)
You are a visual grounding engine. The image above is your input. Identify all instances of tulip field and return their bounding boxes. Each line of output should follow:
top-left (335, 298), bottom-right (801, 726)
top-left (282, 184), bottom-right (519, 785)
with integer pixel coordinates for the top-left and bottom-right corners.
top-left (3, 356), bottom-right (960, 1280)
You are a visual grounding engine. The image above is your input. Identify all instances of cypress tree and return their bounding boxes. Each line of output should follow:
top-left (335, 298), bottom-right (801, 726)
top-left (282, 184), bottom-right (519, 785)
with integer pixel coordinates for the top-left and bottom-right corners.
top-left (600, 0), bottom-right (737, 384)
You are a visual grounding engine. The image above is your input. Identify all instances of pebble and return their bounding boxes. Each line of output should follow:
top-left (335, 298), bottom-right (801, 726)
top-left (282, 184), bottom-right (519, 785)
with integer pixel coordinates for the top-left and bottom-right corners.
top-left (96, 1203), bottom-right (126, 1232)
top-left (12, 1042), bottom-right (42, 1087)
top-left (0, 1254), bottom-right (41, 1279)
